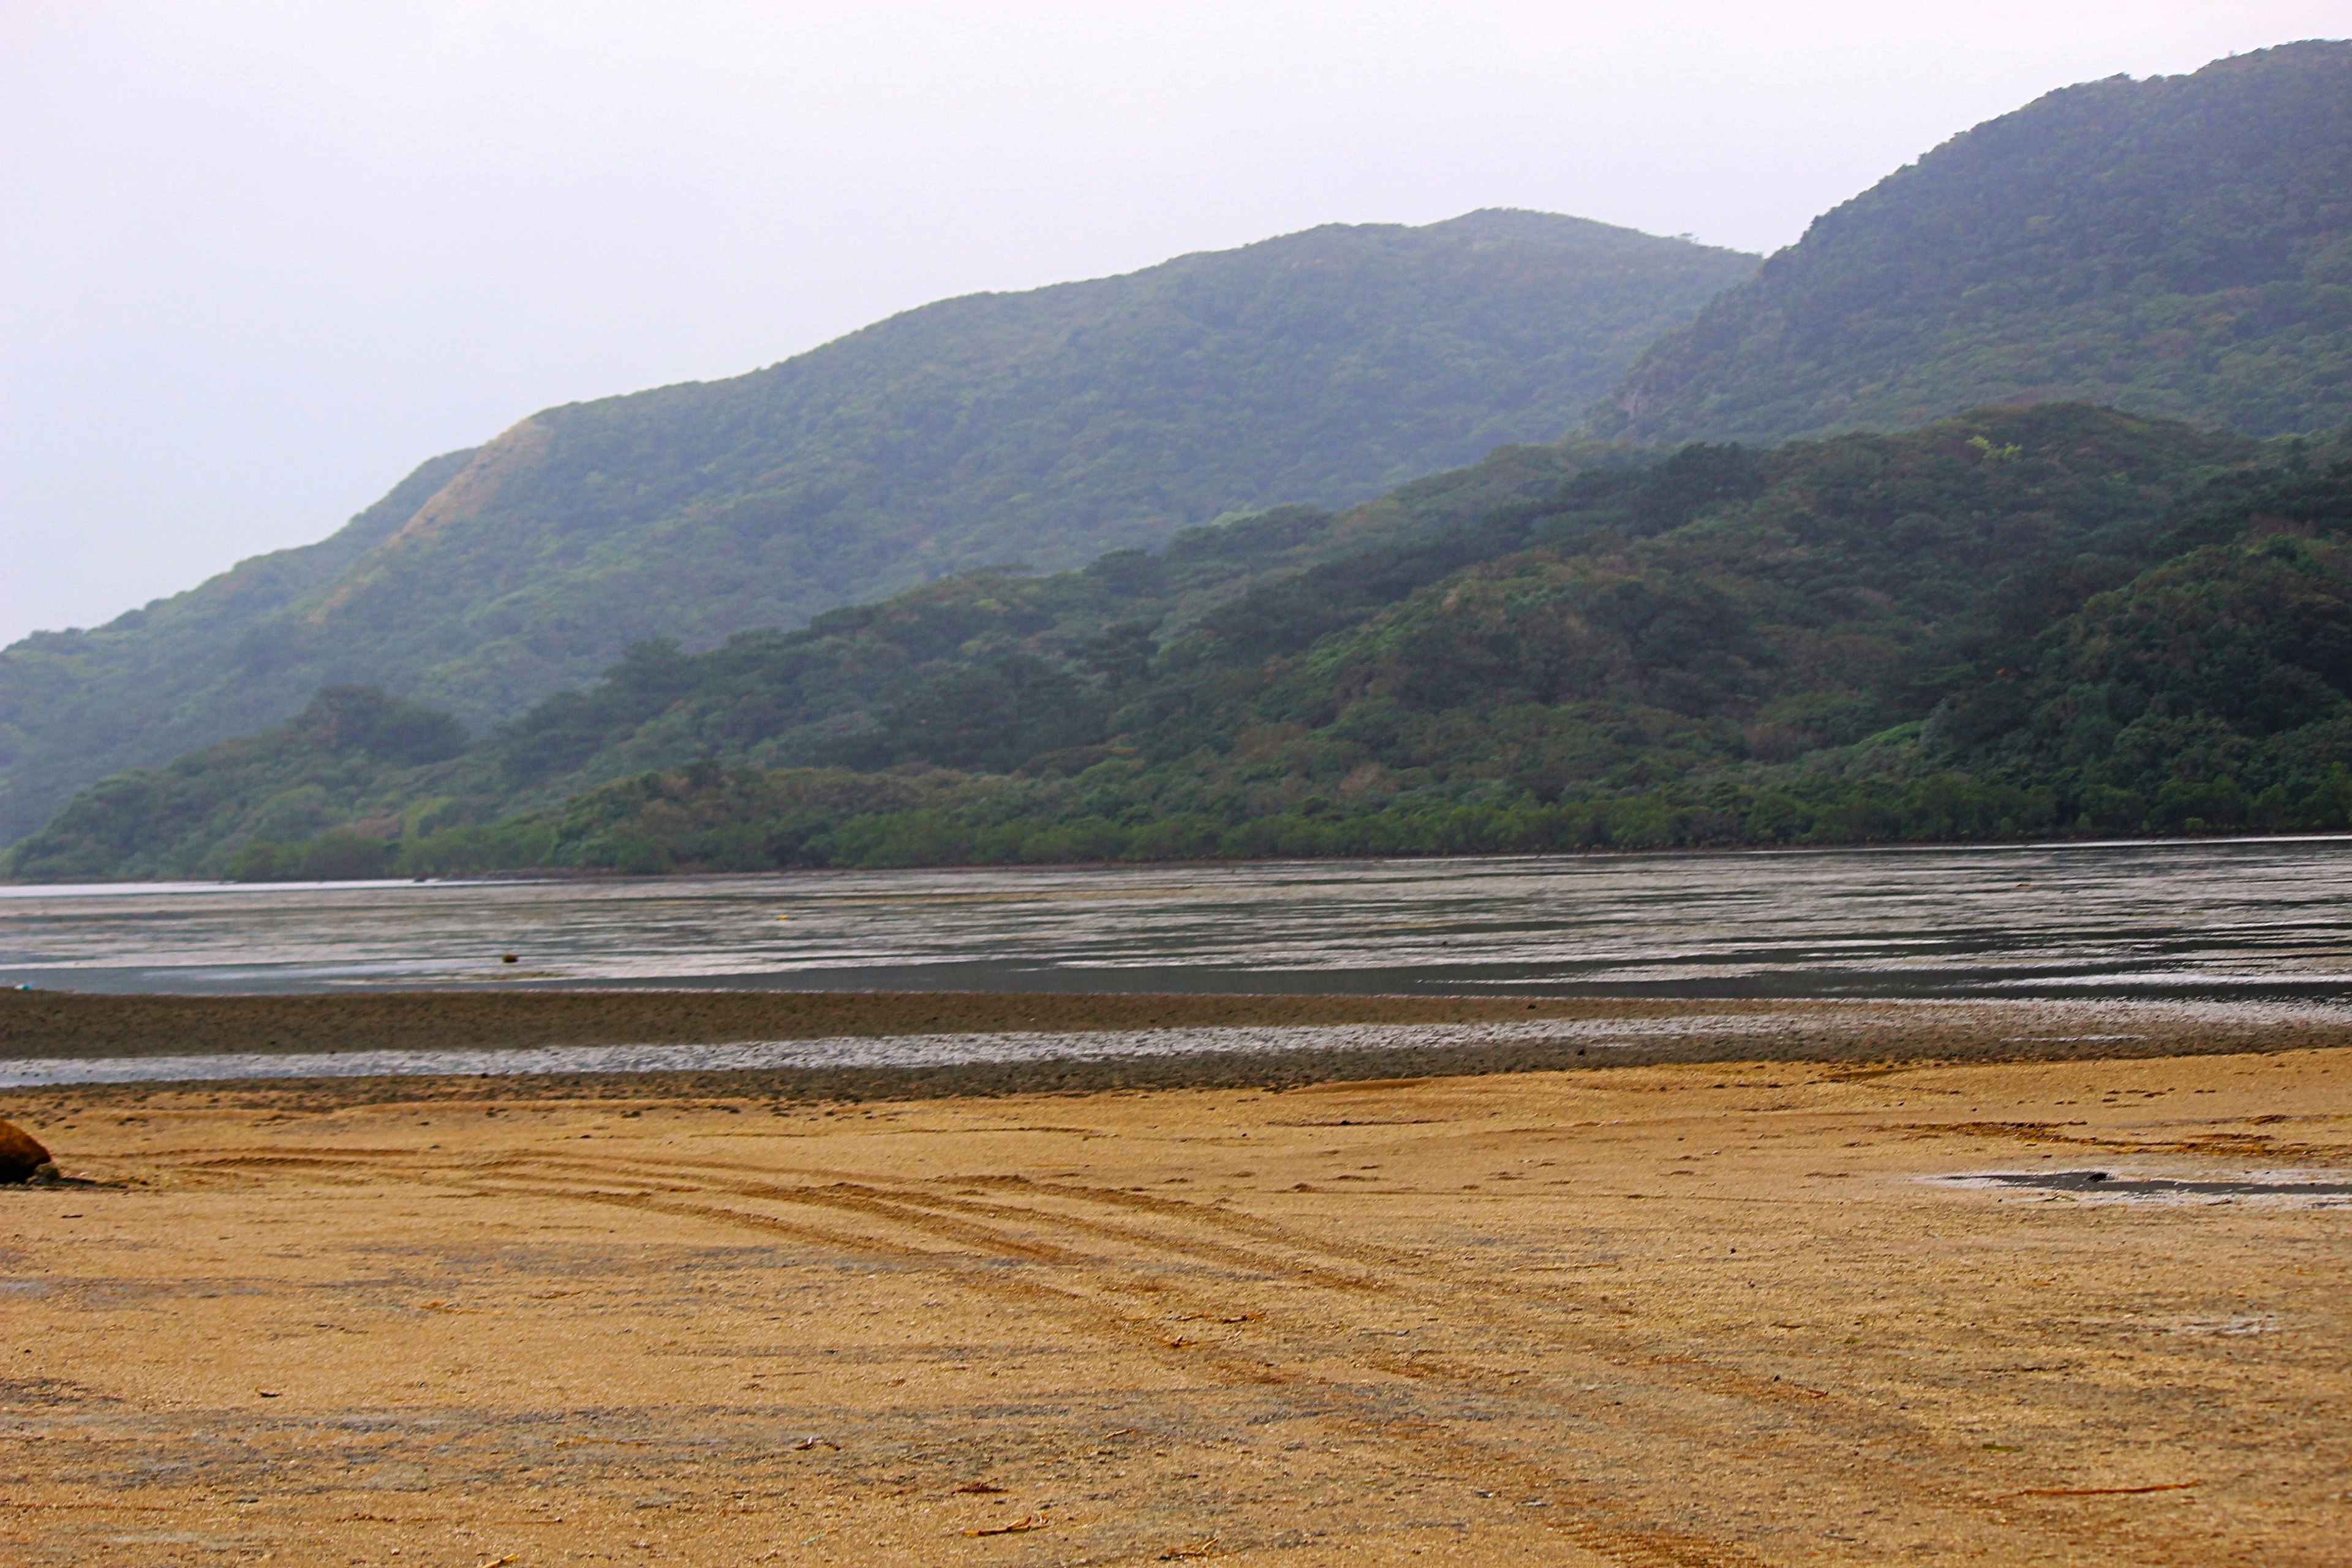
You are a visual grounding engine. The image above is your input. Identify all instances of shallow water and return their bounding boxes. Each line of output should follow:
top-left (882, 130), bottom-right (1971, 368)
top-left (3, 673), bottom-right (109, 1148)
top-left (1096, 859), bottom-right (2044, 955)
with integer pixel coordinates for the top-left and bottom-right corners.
top-left (1967, 1169), bottom-right (2352, 1198)
top-left (4, 836), bottom-right (2350, 1001)
top-left (1943, 1170), bottom-right (2352, 1205)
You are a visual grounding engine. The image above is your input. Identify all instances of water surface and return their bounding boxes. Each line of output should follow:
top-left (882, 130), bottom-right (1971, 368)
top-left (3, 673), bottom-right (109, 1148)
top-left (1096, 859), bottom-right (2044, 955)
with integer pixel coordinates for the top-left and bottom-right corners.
top-left (5, 837), bottom-right (2348, 1000)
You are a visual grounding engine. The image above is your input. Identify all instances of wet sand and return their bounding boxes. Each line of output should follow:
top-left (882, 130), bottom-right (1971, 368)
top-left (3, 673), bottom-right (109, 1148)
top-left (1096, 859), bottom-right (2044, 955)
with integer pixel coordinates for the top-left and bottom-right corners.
top-left (12, 989), bottom-right (2352, 1097)
top-left (3, 1002), bottom-right (2349, 1565)
top-left (6, 989), bottom-right (1622, 1061)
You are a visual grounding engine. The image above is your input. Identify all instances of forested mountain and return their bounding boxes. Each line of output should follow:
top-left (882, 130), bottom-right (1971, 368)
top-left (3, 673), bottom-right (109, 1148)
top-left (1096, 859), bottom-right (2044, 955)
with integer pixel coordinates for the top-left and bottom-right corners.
top-left (20, 41), bottom-right (2352, 880)
top-left (1599, 41), bottom-right (2352, 447)
top-left (3, 434), bottom-right (1618, 880)
top-left (0, 211), bottom-right (1753, 846)
top-left (25, 404), bottom-right (2352, 882)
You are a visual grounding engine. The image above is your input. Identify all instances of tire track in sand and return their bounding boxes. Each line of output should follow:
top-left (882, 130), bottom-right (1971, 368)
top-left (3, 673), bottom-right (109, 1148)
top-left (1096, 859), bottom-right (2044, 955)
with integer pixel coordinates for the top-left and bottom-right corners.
top-left (164, 1141), bottom-right (2155, 1565)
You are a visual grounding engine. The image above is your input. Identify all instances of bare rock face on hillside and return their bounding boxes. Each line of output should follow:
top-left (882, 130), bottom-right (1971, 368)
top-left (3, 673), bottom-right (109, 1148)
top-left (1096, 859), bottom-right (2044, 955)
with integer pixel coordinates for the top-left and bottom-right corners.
top-left (0, 1118), bottom-right (53, 1183)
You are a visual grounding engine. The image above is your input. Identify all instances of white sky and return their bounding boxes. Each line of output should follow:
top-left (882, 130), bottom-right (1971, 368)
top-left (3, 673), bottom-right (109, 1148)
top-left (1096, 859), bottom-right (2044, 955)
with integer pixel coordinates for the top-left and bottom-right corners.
top-left (6, 1), bottom-right (2347, 644)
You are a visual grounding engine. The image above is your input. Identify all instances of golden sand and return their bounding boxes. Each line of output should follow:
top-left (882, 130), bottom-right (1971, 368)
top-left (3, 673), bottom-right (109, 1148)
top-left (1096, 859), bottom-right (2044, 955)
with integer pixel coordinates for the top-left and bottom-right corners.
top-left (2, 1026), bottom-right (2348, 1565)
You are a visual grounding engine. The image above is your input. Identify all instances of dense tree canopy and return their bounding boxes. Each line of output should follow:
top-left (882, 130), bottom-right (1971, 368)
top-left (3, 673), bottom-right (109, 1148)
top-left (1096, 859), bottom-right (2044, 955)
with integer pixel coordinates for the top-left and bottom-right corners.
top-left (23, 405), bottom-right (2351, 882)
top-left (1600, 42), bottom-right (2352, 446)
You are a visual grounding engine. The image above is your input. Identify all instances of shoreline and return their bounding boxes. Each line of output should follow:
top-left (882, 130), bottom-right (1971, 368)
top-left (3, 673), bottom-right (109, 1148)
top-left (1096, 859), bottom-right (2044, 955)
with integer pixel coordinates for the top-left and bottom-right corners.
top-left (2, 987), bottom-right (1763, 1060)
top-left (9, 988), bottom-right (2352, 1107)
top-left (9, 826), bottom-right (2352, 895)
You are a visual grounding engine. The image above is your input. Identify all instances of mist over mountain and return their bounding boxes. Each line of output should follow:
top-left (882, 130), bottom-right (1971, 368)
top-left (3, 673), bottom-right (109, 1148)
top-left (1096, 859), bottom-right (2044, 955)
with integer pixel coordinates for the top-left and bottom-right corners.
top-left (1599, 41), bottom-right (2352, 446)
top-left (0, 210), bottom-right (1752, 845)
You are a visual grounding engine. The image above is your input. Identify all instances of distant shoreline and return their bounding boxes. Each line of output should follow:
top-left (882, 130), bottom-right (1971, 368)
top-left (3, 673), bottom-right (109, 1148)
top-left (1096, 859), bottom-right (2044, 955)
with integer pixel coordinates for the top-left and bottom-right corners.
top-left (9, 827), bottom-right (2352, 894)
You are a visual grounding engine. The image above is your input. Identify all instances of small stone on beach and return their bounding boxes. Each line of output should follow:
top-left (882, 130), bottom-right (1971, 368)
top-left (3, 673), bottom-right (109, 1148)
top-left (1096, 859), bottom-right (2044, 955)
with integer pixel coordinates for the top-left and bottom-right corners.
top-left (0, 1118), bottom-right (53, 1184)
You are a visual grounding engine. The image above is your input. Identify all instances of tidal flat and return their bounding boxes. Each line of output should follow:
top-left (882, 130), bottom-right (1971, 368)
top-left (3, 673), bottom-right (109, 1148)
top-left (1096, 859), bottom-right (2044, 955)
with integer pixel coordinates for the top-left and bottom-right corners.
top-left (2, 1003), bottom-right (2347, 1566)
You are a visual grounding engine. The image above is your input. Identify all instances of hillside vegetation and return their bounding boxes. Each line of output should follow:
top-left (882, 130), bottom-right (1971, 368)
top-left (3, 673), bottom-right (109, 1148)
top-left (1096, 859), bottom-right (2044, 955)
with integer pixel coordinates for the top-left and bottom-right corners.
top-left (2, 432), bottom-right (1621, 880)
top-left (19, 42), bottom-right (2352, 881)
top-left (0, 211), bottom-right (1752, 846)
top-left (1599, 41), bottom-right (2352, 446)
top-left (23, 405), bottom-right (2352, 882)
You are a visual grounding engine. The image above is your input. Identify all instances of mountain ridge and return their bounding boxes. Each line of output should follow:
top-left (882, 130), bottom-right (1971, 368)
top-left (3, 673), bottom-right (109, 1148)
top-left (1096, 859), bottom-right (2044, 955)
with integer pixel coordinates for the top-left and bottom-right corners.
top-left (0, 209), bottom-right (1753, 843)
top-left (20, 42), bottom-right (2352, 866)
top-left (1597, 40), bottom-right (2352, 446)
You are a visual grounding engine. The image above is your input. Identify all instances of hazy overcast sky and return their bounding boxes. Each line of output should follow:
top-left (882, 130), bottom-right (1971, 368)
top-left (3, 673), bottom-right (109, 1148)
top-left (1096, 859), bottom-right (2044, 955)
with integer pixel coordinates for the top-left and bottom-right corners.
top-left (6, 2), bottom-right (2346, 644)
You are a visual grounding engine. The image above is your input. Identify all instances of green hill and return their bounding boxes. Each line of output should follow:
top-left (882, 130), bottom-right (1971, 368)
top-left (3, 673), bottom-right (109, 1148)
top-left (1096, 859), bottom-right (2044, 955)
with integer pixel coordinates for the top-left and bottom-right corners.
top-left (1, 431), bottom-right (1618, 880)
top-left (0, 210), bottom-right (1753, 846)
top-left (1933, 451), bottom-right (2352, 832)
top-left (28, 404), bottom-right (2351, 882)
top-left (1597, 41), bottom-right (2352, 447)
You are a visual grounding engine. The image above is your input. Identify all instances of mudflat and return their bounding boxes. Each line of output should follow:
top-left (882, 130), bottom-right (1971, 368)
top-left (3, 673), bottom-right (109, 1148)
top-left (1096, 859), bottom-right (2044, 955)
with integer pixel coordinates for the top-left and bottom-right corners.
top-left (12, 990), bottom-right (2352, 1097)
top-left (4, 989), bottom-right (1623, 1061)
top-left (2, 1008), bottom-right (2348, 1566)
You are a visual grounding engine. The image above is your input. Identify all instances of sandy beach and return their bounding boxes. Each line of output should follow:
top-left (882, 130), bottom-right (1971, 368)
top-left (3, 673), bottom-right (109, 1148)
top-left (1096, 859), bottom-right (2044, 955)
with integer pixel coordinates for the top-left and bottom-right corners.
top-left (3, 996), bottom-right (2349, 1565)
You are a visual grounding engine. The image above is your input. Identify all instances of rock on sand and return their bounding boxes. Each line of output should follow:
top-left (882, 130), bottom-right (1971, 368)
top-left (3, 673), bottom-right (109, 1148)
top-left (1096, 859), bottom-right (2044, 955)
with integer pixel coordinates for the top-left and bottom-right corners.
top-left (0, 1118), bottom-right (52, 1183)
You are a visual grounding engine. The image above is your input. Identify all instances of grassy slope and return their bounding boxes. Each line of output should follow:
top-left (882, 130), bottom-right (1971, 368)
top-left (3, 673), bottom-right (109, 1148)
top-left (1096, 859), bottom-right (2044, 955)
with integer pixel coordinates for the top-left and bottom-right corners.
top-left (0, 211), bottom-right (1752, 846)
top-left (1598, 41), bottom-right (2352, 447)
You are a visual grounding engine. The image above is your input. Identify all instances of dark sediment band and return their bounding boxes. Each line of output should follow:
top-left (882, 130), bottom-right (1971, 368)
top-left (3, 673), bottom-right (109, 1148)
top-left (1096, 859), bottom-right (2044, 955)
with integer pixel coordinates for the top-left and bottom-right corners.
top-left (2, 989), bottom-right (2348, 1114)
top-left (1, 988), bottom-right (1782, 1063)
